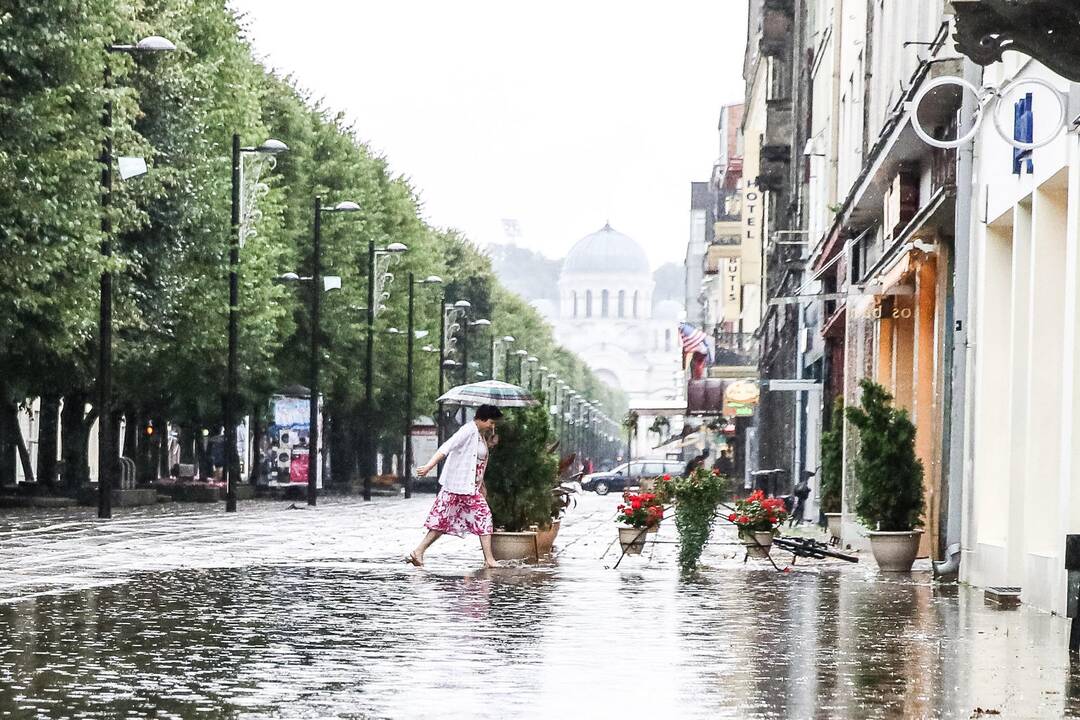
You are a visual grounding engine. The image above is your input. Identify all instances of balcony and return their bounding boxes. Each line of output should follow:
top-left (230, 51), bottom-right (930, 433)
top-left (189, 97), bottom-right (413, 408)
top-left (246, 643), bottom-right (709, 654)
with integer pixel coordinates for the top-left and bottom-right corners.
top-left (709, 331), bottom-right (759, 378)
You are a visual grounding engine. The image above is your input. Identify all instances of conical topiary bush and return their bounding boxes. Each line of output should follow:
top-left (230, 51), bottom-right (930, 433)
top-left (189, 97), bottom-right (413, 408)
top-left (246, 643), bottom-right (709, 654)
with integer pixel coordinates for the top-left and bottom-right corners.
top-left (844, 379), bottom-right (924, 532)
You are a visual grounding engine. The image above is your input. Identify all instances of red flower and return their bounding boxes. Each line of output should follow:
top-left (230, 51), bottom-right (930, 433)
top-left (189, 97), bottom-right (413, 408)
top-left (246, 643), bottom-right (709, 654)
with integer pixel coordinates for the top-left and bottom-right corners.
top-left (662, 474), bottom-right (671, 481)
top-left (728, 513), bottom-right (737, 521)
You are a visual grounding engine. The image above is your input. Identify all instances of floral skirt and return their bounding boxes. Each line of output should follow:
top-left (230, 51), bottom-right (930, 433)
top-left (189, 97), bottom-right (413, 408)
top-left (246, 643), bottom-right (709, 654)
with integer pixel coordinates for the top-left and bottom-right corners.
top-left (424, 489), bottom-right (493, 537)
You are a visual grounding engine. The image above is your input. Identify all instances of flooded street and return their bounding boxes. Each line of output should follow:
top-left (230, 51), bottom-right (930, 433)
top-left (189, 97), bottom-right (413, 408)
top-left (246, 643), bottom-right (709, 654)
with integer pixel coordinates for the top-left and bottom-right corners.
top-left (1, 495), bottom-right (1079, 719)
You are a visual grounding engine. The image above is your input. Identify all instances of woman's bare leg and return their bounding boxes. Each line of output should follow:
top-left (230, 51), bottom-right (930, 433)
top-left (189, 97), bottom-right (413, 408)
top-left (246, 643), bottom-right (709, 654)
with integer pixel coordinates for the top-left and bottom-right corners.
top-left (479, 534), bottom-right (498, 568)
top-left (411, 530), bottom-right (443, 565)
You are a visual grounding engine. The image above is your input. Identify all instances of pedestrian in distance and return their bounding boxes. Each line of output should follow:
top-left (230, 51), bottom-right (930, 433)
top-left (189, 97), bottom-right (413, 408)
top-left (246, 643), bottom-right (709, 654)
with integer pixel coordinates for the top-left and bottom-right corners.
top-left (684, 448), bottom-right (709, 477)
top-left (406, 404), bottom-right (503, 568)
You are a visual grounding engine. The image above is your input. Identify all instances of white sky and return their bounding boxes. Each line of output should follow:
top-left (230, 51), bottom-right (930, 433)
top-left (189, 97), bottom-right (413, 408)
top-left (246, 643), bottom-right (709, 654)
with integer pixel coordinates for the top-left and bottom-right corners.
top-left (228, 1), bottom-right (749, 269)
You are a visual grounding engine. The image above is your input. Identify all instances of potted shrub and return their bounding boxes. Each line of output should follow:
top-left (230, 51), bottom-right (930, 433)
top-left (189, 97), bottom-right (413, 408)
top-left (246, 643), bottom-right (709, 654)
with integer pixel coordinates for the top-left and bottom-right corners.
top-left (727, 489), bottom-right (788, 557)
top-left (663, 467), bottom-right (729, 573)
top-left (820, 396), bottom-right (844, 541)
top-left (845, 379), bottom-right (925, 572)
top-left (484, 401), bottom-right (561, 561)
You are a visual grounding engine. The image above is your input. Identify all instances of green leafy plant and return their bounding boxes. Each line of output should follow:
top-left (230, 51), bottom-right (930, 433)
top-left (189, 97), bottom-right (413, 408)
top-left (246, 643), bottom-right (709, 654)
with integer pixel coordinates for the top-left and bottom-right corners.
top-left (845, 379), bottom-right (924, 532)
top-left (666, 467), bottom-right (730, 573)
top-left (485, 402), bottom-right (560, 532)
top-left (819, 396), bottom-right (844, 514)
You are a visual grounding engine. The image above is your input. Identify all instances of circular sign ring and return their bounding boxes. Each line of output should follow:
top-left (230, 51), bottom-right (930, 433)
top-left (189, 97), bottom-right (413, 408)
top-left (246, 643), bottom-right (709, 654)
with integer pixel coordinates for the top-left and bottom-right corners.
top-left (991, 77), bottom-right (1068, 151)
top-left (906, 76), bottom-right (985, 150)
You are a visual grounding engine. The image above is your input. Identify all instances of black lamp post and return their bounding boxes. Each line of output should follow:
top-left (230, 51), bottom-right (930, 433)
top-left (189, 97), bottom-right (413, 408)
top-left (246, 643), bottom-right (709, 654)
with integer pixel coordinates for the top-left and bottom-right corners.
top-left (98, 35), bottom-right (175, 520)
top-left (362, 240), bottom-right (408, 500)
top-left (436, 298), bottom-right (469, 450)
top-left (400, 274), bottom-right (442, 499)
top-left (225, 134), bottom-right (287, 513)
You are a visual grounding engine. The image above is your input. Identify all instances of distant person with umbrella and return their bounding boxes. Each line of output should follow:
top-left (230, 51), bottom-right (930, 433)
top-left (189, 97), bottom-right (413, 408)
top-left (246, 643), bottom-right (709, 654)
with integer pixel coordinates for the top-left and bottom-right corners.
top-left (406, 404), bottom-right (503, 568)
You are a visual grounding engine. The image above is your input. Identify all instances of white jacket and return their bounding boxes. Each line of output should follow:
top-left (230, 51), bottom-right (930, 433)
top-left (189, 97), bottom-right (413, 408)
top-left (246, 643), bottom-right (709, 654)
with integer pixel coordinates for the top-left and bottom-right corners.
top-left (436, 422), bottom-right (484, 495)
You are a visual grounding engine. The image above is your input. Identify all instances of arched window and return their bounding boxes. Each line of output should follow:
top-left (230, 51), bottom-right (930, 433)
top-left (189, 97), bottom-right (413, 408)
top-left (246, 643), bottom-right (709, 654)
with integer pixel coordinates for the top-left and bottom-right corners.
top-left (572, 292), bottom-right (578, 318)
top-left (633, 291), bottom-right (639, 318)
top-left (601, 290), bottom-right (609, 318)
top-left (665, 328), bottom-right (672, 352)
top-left (618, 290), bottom-right (626, 318)
top-left (586, 290), bottom-right (593, 318)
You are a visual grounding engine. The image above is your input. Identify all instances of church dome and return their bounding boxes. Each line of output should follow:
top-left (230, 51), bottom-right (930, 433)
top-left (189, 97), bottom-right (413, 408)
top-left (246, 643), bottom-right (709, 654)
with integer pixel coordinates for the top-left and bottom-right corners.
top-left (563, 223), bottom-right (651, 276)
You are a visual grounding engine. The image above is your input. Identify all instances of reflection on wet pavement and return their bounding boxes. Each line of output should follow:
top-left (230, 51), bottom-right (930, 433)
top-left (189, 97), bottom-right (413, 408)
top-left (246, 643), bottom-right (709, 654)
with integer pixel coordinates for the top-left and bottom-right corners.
top-left (1, 495), bottom-right (1080, 719)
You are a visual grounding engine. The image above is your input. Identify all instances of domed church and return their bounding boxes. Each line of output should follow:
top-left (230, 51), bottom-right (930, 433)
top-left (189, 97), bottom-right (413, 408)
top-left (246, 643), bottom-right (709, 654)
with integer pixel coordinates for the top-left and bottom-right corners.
top-left (545, 224), bottom-right (683, 402)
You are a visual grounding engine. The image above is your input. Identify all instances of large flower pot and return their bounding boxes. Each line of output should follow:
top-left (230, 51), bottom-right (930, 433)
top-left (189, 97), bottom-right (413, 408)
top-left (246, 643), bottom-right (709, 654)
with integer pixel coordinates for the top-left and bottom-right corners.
top-left (646, 521), bottom-right (660, 534)
top-left (491, 531), bottom-right (539, 562)
top-left (868, 530), bottom-right (923, 572)
top-left (825, 513), bottom-right (842, 541)
top-left (618, 526), bottom-right (648, 555)
top-left (741, 531), bottom-right (774, 558)
top-left (534, 520), bottom-right (561, 556)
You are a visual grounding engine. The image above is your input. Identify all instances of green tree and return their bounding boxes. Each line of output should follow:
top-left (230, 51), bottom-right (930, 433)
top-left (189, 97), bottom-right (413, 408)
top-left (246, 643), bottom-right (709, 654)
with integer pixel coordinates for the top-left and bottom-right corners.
top-left (819, 396), bottom-right (844, 514)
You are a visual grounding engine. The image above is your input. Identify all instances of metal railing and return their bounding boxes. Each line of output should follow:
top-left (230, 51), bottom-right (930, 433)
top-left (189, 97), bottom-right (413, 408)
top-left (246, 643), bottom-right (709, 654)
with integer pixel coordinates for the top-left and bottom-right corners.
top-left (711, 330), bottom-right (759, 367)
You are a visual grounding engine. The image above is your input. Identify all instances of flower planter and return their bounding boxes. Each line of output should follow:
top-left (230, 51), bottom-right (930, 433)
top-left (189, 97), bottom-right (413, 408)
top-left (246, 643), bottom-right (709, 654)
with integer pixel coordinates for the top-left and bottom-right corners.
top-left (825, 513), bottom-right (842, 541)
top-left (741, 530), bottom-right (774, 558)
top-left (868, 530), bottom-right (922, 572)
top-left (534, 520), bottom-right (561, 556)
top-left (646, 521), bottom-right (660, 534)
top-left (491, 531), bottom-right (540, 562)
top-left (618, 526), bottom-right (648, 555)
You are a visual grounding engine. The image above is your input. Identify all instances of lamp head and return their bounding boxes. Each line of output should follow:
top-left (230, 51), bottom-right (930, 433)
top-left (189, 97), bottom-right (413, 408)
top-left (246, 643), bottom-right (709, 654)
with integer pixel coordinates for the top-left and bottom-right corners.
top-left (256, 139), bottom-right (288, 155)
top-left (136, 35), bottom-right (176, 52)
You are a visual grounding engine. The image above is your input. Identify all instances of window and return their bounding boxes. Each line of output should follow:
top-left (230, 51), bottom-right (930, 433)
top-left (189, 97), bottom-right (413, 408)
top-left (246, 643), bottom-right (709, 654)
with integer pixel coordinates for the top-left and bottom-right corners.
top-left (601, 290), bottom-right (609, 318)
top-left (665, 329), bottom-right (672, 352)
top-left (586, 290), bottom-right (593, 318)
top-left (643, 462), bottom-right (666, 477)
top-left (633, 291), bottom-right (639, 318)
top-left (572, 292), bottom-right (578, 318)
top-left (618, 290), bottom-right (626, 318)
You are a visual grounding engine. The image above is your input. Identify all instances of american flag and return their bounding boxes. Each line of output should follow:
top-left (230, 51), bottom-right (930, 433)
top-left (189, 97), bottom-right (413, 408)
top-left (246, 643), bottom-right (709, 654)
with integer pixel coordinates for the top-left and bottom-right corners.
top-left (679, 322), bottom-right (713, 362)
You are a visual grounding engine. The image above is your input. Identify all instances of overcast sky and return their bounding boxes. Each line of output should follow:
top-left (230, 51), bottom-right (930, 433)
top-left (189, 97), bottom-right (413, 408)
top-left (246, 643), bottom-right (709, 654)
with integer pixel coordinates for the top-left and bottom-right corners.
top-left (228, 1), bottom-right (748, 269)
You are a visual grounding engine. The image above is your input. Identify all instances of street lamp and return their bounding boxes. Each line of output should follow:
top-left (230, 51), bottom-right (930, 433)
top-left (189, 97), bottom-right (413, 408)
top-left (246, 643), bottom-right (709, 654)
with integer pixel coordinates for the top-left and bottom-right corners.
top-left (490, 334), bottom-right (515, 381)
top-left (436, 298), bottom-right (471, 450)
top-left (298, 198), bottom-right (360, 507)
top-left (461, 318), bottom-right (490, 385)
top-left (362, 239), bottom-right (407, 501)
top-left (514, 349), bottom-right (529, 386)
top-left (98, 35), bottom-right (175, 520)
top-left (526, 356), bottom-right (539, 391)
top-left (402, 274), bottom-right (442, 498)
top-left (225, 134), bottom-right (287, 513)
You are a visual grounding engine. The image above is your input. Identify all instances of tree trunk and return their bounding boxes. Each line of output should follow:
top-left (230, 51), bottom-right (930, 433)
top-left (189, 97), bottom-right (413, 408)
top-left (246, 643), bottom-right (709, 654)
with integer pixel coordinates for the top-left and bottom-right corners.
top-left (37, 394), bottom-right (60, 489)
top-left (61, 393), bottom-right (92, 490)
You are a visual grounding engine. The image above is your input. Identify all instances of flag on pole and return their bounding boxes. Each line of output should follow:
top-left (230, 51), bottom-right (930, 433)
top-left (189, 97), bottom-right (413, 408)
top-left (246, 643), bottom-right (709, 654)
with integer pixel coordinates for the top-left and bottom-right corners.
top-left (679, 322), bottom-right (713, 379)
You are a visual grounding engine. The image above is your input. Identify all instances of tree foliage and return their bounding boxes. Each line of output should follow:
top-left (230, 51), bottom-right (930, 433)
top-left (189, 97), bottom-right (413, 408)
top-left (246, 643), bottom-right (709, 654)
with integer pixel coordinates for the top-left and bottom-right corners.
top-left (0, 1), bottom-right (622, 486)
top-left (819, 396), bottom-right (844, 514)
top-left (844, 379), bottom-right (924, 532)
top-left (484, 401), bottom-right (559, 532)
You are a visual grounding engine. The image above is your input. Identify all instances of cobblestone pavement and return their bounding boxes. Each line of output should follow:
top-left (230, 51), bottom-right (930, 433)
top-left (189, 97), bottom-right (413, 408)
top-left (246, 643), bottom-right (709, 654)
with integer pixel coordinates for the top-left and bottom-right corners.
top-left (2, 493), bottom-right (1080, 719)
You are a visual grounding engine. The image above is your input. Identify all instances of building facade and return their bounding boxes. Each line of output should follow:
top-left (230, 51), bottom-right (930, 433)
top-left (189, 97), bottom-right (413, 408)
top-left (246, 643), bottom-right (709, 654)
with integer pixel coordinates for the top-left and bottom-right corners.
top-left (552, 224), bottom-right (683, 406)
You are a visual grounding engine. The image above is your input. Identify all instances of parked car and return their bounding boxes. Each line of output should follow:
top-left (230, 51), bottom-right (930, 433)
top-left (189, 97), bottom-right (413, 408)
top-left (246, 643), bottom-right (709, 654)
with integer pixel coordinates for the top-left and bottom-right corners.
top-left (581, 459), bottom-right (684, 495)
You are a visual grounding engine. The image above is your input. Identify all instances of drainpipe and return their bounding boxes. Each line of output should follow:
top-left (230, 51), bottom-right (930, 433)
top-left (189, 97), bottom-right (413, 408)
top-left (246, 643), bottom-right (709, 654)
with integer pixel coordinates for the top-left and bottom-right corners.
top-left (935, 57), bottom-right (981, 579)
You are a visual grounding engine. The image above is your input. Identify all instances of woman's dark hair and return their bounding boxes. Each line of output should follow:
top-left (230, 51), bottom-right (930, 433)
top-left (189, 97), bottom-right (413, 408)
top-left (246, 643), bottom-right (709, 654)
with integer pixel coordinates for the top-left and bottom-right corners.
top-left (475, 405), bottom-right (503, 421)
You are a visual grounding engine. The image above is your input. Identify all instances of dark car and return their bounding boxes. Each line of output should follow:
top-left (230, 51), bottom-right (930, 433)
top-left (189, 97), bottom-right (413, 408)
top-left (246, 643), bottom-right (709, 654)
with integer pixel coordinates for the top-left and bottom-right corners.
top-left (581, 459), bottom-right (684, 495)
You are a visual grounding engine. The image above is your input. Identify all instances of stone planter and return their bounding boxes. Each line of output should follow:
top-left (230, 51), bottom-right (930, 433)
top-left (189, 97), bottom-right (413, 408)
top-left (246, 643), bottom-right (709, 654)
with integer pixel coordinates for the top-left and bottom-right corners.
top-left (618, 526), bottom-right (648, 555)
top-left (491, 531), bottom-right (540, 561)
top-left (825, 513), bottom-right (842, 541)
top-left (534, 520), bottom-right (561, 556)
top-left (741, 530), bottom-right (774, 558)
top-left (868, 530), bottom-right (923, 572)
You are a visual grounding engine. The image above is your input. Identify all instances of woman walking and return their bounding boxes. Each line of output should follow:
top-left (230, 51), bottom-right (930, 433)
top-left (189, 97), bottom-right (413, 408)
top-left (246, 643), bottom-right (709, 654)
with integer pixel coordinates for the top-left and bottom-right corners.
top-left (406, 404), bottom-right (503, 568)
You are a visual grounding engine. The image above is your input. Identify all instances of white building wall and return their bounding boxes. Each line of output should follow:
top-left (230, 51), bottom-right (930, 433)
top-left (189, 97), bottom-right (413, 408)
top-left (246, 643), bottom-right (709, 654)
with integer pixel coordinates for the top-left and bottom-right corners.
top-left (962, 59), bottom-right (1079, 615)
